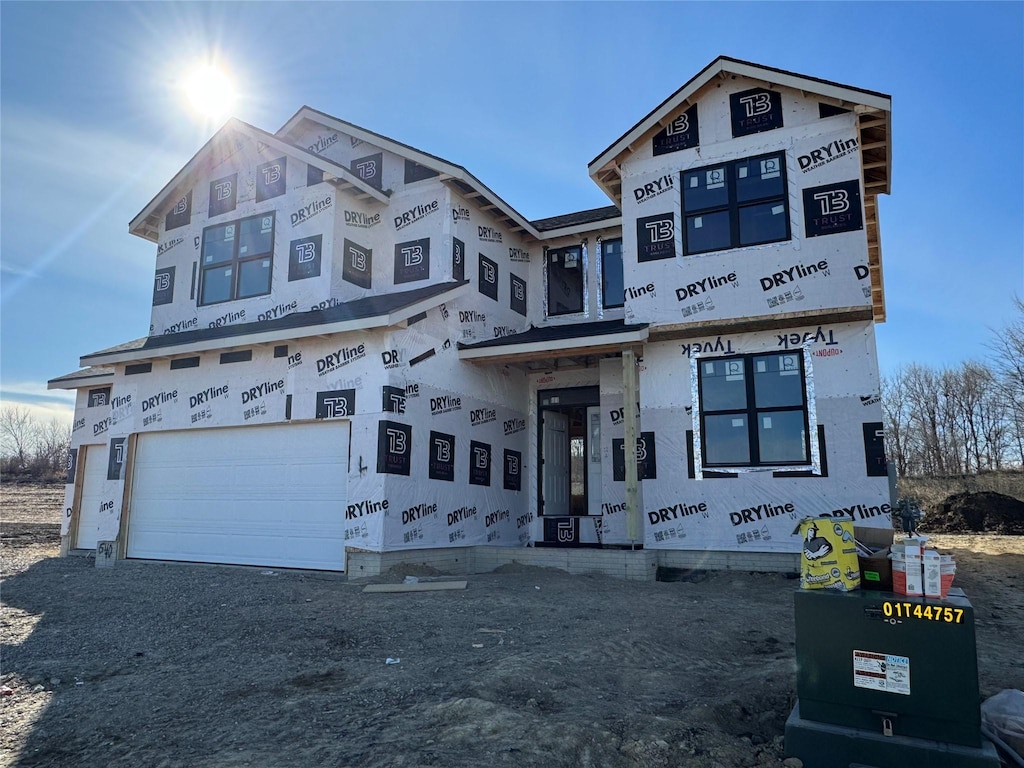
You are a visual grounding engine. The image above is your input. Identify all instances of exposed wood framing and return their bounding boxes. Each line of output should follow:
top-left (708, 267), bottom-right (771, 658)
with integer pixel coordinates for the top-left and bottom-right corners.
top-left (63, 448), bottom-right (88, 554)
top-left (622, 348), bottom-right (640, 543)
top-left (116, 433), bottom-right (140, 560)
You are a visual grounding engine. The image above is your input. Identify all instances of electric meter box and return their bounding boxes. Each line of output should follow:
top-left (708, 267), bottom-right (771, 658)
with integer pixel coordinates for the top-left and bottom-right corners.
top-left (787, 587), bottom-right (1000, 768)
top-left (794, 588), bottom-right (981, 745)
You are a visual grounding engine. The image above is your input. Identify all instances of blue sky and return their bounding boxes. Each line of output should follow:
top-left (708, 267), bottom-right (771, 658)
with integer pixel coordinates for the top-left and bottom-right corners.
top-left (2, 1), bottom-right (1022, 423)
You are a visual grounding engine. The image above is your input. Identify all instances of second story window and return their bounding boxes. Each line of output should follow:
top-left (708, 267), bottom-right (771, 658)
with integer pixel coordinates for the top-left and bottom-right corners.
top-left (682, 151), bottom-right (789, 256)
top-left (199, 213), bottom-right (275, 306)
top-left (601, 238), bottom-right (624, 309)
top-left (547, 245), bottom-right (584, 316)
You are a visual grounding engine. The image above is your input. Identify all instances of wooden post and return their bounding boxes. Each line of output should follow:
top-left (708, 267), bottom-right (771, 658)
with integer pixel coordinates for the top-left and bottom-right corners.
top-left (62, 445), bottom-right (88, 555)
top-left (115, 434), bottom-right (139, 560)
top-left (623, 348), bottom-right (640, 543)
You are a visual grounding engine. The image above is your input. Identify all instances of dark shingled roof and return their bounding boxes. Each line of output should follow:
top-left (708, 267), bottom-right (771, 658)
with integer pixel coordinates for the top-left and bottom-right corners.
top-left (84, 281), bottom-right (467, 360)
top-left (530, 205), bottom-right (621, 232)
top-left (48, 366), bottom-right (115, 386)
top-left (458, 319), bottom-right (647, 351)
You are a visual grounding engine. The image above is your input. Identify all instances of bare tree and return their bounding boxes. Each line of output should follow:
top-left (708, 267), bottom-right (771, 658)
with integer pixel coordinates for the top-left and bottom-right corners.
top-left (989, 296), bottom-right (1024, 466)
top-left (0, 405), bottom-right (37, 471)
top-left (903, 364), bottom-right (947, 474)
top-left (33, 416), bottom-right (72, 480)
top-left (882, 369), bottom-right (911, 476)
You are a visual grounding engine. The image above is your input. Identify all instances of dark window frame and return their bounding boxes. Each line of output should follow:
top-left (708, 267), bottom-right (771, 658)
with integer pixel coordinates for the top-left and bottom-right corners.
top-left (546, 245), bottom-right (585, 317)
top-left (198, 212), bottom-right (276, 306)
top-left (601, 238), bottom-right (624, 309)
top-left (697, 352), bottom-right (811, 468)
top-left (681, 151), bottom-right (790, 256)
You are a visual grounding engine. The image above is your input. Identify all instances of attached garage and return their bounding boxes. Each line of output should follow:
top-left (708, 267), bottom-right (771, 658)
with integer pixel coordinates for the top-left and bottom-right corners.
top-left (126, 421), bottom-right (350, 571)
top-left (74, 444), bottom-right (108, 550)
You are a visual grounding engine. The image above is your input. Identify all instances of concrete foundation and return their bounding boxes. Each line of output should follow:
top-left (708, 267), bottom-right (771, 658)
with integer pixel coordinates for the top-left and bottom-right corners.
top-left (345, 546), bottom-right (799, 581)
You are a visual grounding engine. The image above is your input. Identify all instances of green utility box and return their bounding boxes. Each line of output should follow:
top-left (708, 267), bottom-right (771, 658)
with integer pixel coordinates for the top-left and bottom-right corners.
top-left (786, 588), bottom-right (1000, 768)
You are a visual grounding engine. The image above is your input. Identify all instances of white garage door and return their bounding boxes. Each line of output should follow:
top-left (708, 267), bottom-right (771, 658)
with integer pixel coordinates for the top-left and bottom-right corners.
top-left (127, 422), bottom-right (349, 571)
top-left (75, 444), bottom-right (108, 550)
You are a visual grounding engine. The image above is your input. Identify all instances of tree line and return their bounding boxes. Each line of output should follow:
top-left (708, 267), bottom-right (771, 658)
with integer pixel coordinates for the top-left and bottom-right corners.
top-left (0, 406), bottom-right (71, 482)
top-left (882, 298), bottom-right (1024, 476)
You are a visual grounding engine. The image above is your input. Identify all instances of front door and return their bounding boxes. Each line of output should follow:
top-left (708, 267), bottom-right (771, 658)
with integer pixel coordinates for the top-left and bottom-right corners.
top-left (538, 387), bottom-right (600, 546)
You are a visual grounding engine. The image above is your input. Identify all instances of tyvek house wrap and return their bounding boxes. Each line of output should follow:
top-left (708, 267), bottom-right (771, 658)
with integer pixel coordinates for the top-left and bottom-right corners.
top-left (638, 320), bottom-right (890, 553)
top-left (63, 316), bottom-right (531, 557)
top-left (61, 63), bottom-right (893, 562)
top-left (151, 132), bottom-right (347, 337)
top-left (68, 218), bottom-right (534, 553)
top-left (620, 112), bottom-right (871, 328)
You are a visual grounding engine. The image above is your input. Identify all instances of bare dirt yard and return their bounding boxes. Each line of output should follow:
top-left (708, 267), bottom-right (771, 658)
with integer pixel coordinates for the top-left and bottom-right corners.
top-left (2, 483), bottom-right (1022, 768)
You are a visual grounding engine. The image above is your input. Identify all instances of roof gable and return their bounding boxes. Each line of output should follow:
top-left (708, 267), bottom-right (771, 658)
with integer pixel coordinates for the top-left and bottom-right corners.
top-left (587, 56), bottom-right (891, 323)
top-left (279, 107), bottom-right (549, 240)
top-left (588, 56), bottom-right (891, 204)
top-left (129, 118), bottom-right (390, 242)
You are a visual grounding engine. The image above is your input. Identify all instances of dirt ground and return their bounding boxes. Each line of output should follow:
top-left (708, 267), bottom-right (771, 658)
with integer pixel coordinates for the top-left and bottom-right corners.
top-left (2, 484), bottom-right (1022, 768)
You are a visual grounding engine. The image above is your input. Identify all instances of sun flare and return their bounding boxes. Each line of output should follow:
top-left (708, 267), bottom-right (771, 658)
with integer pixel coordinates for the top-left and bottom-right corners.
top-left (181, 63), bottom-right (238, 122)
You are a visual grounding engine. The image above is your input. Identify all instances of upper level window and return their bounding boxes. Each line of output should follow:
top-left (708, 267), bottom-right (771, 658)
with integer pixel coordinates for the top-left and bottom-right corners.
top-left (547, 245), bottom-right (584, 316)
top-left (199, 213), bottom-right (275, 306)
top-left (681, 152), bottom-right (789, 256)
top-left (698, 352), bottom-right (809, 467)
top-left (601, 238), bottom-right (624, 309)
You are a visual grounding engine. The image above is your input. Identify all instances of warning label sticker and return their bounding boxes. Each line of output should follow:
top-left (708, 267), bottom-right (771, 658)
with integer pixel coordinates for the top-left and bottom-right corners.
top-left (853, 650), bottom-right (911, 696)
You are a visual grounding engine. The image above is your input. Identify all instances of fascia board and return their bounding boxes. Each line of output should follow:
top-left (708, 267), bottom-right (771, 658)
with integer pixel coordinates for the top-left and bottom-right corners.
top-left (47, 371), bottom-right (115, 390)
top-left (458, 327), bottom-right (649, 362)
top-left (587, 61), bottom-right (724, 176)
top-left (725, 59), bottom-right (891, 112)
top-left (447, 171), bottom-right (540, 238)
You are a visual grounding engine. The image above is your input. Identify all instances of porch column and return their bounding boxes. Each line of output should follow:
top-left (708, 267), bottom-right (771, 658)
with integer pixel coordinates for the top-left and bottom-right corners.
top-left (622, 348), bottom-right (640, 544)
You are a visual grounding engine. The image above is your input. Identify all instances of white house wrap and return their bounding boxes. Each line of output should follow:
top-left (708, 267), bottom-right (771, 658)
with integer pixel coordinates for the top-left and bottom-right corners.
top-left (51, 57), bottom-right (893, 573)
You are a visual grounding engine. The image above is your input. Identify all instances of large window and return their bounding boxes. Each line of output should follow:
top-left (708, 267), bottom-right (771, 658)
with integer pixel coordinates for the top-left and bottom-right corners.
top-left (601, 238), bottom-right (623, 309)
top-left (547, 245), bottom-right (584, 316)
top-left (199, 213), bottom-right (275, 305)
top-left (682, 152), bottom-right (789, 256)
top-left (698, 352), bottom-right (809, 467)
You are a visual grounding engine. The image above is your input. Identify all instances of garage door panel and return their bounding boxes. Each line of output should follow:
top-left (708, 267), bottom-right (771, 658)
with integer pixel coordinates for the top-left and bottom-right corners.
top-left (131, 461), bottom-right (345, 495)
top-left (127, 422), bottom-right (349, 571)
top-left (128, 529), bottom-right (344, 570)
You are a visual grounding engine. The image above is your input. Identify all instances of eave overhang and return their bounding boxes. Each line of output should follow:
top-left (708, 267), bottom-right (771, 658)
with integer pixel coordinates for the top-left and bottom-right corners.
top-left (458, 320), bottom-right (649, 370)
top-left (47, 366), bottom-right (115, 391)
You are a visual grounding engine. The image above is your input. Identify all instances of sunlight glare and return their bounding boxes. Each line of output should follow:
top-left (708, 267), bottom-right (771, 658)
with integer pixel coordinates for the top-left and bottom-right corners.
top-left (181, 63), bottom-right (237, 122)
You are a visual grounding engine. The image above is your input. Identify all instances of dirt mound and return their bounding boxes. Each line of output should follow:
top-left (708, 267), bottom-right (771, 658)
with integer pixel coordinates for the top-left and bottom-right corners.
top-left (922, 492), bottom-right (1024, 535)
